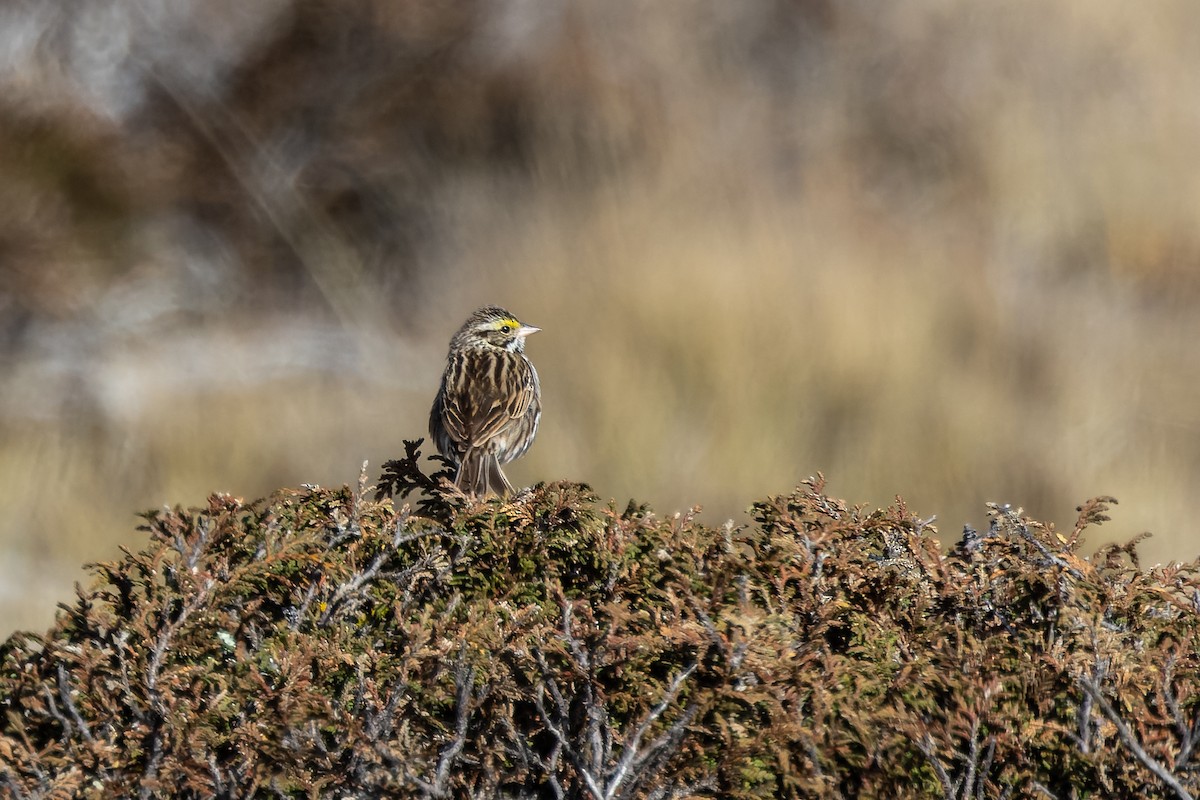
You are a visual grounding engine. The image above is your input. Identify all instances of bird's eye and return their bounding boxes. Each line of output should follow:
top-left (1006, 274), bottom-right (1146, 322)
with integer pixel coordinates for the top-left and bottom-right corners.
top-left (500, 325), bottom-right (512, 333)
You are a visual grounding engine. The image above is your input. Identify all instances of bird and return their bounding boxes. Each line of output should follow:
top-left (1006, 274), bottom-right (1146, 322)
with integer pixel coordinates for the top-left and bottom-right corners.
top-left (429, 306), bottom-right (542, 498)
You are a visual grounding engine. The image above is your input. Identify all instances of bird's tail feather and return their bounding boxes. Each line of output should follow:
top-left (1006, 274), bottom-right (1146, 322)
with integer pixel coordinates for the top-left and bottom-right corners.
top-left (456, 450), bottom-right (515, 498)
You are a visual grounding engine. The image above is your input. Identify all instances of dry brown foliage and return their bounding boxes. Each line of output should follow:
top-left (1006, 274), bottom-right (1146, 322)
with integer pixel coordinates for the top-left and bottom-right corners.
top-left (2, 447), bottom-right (1199, 798)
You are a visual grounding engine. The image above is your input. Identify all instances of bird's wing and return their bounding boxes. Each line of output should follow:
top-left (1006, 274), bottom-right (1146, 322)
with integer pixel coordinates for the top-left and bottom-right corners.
top-left (441, 351), bottom-right (535, 449)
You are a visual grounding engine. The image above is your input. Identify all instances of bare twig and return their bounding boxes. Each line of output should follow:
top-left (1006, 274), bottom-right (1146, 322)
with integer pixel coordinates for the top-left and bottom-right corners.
top-left (318, 523), bottom-right (447, 626)
top-left (1076, 676), bottom-right (1095, 754)
top-left (532, 646), bottom-right (697, 800)
top-left (0, 773), bottom-right (29, 800)
top-left (990, 504), bottom-right (1084, 580)
top-left (1028, 781), bottom-right (1059, 799)
top-left (917, 717), bottom-right (998, 800)
top-left (56, 662), bottom-right (94, 744)
top-left (431, 655), bottom-right (475, 793)
top-left (962, 717), bottom-right (980, 799)
top-left (140, 576), bottom-right (215, 800)
top-left (1077, 674), bottom-right (1195, 800)
top-left (916, 732), bottom-right (956, 800)
top-left (976, 736), bottom-right (997, 800)
top-left (533, 667), bottom-right (605, 800)
top-left (606, 664), bottom-right (697, 798)
top-left (1162, 650), bottom-right (1200, 770)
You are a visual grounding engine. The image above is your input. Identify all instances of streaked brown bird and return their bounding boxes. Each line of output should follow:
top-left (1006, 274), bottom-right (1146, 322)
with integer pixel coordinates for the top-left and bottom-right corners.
top-left (429, 306), bottom-right (542, 497)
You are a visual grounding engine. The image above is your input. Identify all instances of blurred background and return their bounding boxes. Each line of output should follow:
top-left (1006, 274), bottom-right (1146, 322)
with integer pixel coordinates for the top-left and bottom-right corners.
top-left (3, 0), bottom-right (1200, 636)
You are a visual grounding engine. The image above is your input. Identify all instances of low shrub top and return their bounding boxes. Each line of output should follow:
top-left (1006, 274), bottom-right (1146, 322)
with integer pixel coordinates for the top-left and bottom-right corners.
top-left (2, 444), bottom-right (1199, 799)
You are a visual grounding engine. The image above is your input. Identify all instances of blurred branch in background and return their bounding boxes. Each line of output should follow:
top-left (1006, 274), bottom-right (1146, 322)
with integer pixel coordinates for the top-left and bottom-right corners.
top-left (2, 0), bottom-right (1200, 635)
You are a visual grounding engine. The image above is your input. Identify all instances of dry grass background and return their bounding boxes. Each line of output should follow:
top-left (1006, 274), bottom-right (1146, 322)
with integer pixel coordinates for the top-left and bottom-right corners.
top-left (3, 1), bottom-right (1200, 636)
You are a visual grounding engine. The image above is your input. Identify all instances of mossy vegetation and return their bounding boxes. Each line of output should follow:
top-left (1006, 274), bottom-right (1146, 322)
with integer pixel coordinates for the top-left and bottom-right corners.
top-left (2, 444), bottom-right (1198, 798)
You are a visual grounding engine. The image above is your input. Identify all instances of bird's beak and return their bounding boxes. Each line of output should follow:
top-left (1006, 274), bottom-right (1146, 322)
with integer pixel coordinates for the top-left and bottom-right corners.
top-left (517, 325), bottom-right (540, 338)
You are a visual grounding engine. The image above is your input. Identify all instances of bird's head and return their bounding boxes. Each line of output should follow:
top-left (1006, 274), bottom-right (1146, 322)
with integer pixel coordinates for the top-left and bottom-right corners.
top-left (453, 306), bottom-right (540, 353)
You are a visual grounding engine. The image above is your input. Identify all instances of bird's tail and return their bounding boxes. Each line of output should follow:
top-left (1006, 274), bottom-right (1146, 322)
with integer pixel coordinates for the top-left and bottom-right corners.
top-left (456, 449), bottom-right (515, 498)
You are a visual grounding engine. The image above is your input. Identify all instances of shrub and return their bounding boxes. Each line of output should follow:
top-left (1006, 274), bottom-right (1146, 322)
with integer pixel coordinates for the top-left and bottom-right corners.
top-left (2, 444), bottom-right (1199, 798)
